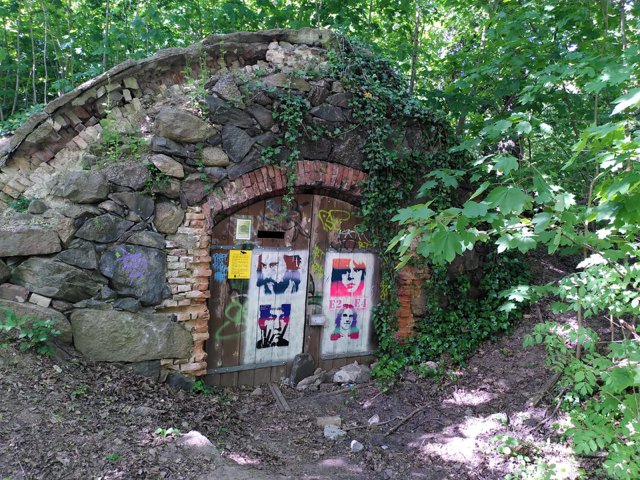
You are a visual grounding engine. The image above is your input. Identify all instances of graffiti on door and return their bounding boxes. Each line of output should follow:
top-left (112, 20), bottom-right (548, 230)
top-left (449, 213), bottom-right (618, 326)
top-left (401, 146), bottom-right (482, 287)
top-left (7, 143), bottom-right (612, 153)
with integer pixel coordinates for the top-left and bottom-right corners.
top-left (242, 249), bottom-right (309, 365)
top-left (321, 251), bottom-right (375, 356)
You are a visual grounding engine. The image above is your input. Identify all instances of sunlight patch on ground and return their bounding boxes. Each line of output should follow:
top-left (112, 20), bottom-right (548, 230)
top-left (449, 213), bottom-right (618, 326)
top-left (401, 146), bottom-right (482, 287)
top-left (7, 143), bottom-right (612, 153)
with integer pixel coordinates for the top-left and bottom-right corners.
top-left (409, 415), bottom-right (506, 467)
top-left (225, 451), bottom-right (261, 465)
top-left (443, 387), bottom-right (495, 406)
top-left (319, 456), bottom-right (364, 474)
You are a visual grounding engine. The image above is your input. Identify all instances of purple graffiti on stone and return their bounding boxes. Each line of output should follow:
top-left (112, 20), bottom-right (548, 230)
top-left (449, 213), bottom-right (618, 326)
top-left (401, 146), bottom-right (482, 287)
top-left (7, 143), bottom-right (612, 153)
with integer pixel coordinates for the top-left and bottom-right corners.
top-left (117, 248), bottom-right (148, 285)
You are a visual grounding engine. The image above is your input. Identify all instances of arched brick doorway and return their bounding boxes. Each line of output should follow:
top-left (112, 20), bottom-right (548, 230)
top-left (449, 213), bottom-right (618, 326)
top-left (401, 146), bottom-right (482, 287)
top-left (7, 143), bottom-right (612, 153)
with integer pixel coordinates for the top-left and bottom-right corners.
top-left (203, 162), bottom-right (377, 386)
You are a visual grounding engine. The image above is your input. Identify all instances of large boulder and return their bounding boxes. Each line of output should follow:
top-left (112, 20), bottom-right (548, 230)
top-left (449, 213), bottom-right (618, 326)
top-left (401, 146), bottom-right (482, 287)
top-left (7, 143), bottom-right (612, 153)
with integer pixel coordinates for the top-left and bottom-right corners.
top-left (70, 309), bottom-right (192, 362)
top-left (11, 257), bottom-right (106, 303)
top-left (74, 214), bottom-right (134, 243)
top-left (109, 192), bottom-right (155, 220)
top-left (200, 147), bottom-right (230, 167)
top-left (155, 107), bottom-right (216, 143)
top-left (52, 171), bottom-right (109, 204)
top-left (103, 161), bottom-right (149, 191)
top-left (205, 96), bottom-right (254, 128)
top-left (0, 225), bottom-right (61, 257)
top-left (99, 245), bottom-right (169, 305)
top-left (0, 299), bottom-right (72, 344)
top-left (222, 125), bottom-right (256, 162)
top-left (154, 202), bottom-right (185, 234)
top-left (56, 240), bottom-right (98, 270)
top-left (148, 153), bottom-right (184, 178)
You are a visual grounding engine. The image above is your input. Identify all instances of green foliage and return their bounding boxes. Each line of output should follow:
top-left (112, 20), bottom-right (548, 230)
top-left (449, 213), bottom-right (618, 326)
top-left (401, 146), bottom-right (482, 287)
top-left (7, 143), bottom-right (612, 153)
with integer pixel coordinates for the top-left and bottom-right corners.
top-left (192, 379), bottom-right (217, 395)
top-left (105, 453), bottom-right (121, 462)
top-left (94, 113), bottom-right (148, 164)
top-left (494, 435), bottom-right (556, 480)
top-left (143, 162), bottom-right (170, 197)
top-left (154, 427), bottom-right (181, 438)
top-left (8, 196), bottom-right (31, 213)
top-left (0, 308), bottom-right (60, 356)
top-left (261, 88), bottom-right (310, 207)
top-left (525, 328), bottom-right (640, 480)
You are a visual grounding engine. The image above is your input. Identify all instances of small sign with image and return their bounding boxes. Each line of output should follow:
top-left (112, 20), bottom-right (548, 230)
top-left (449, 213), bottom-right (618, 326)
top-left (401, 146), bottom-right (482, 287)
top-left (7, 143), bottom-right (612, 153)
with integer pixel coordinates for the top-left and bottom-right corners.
top-left (235, 218), bottom-right (252, 240)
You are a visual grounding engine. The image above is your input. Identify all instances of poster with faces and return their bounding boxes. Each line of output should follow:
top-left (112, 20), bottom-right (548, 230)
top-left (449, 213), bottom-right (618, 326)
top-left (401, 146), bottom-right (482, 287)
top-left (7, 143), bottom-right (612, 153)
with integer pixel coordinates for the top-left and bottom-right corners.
top-left (243, 249), bottom-right (308, 365)
top-left (321, 251), bottom-right (376, 357)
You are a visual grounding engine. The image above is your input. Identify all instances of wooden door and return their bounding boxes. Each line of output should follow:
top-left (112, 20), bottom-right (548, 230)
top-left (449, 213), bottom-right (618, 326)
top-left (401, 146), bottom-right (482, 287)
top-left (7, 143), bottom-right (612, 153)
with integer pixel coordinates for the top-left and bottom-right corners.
top-left (206, 194), bottom-right (376, 386)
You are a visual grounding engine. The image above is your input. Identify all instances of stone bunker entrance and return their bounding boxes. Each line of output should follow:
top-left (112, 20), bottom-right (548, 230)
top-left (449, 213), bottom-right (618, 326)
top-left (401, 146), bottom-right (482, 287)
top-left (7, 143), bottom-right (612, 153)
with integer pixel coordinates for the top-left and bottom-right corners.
top-left (204, 163), bottom-right (376, 386)
top-left (0, 28), bottom-right (445, 388)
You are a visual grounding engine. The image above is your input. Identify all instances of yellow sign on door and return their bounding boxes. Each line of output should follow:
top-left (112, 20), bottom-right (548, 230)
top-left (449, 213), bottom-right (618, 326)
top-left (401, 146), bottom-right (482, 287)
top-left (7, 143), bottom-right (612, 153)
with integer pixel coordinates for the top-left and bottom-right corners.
top-left (228, 250), bottom-right (252, 279)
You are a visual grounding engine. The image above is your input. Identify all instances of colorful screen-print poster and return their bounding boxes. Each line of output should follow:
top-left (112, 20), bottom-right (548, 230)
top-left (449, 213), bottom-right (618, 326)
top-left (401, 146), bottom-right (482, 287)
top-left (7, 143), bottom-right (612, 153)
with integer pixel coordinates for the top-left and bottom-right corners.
top-left (242, 249), bottom-right (308, 365)
top-left (321, 251), bottom-right (376, 357)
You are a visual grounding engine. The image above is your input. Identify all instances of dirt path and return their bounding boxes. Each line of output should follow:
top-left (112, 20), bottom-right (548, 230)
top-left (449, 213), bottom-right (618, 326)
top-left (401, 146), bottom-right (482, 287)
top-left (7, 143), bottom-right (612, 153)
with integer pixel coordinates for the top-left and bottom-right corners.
top-left (0, 303), bottom-right (582, 479)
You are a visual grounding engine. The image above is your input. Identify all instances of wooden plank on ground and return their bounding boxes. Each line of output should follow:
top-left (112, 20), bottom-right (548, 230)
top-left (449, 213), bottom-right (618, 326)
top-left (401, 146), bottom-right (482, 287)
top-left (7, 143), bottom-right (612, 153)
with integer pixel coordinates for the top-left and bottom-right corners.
top-left (268, 382), bottom-right (291, 412)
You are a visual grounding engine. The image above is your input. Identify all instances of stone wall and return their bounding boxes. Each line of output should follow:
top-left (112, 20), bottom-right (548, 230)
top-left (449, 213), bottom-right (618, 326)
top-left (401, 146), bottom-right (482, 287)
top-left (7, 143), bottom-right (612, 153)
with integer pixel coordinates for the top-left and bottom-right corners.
top-left (0, 28), bottom-right (443, 381)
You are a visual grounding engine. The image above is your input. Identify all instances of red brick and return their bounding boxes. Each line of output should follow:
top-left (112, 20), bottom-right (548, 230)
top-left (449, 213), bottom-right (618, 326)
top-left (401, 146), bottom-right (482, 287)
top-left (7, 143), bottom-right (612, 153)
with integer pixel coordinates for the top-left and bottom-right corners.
top-left (242, 174), bottom-right (252, 188)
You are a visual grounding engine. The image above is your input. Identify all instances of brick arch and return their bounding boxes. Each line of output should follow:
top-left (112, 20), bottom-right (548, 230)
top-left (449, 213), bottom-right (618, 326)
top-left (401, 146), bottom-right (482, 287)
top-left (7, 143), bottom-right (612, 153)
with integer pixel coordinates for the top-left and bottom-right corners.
top-left (203, 161), bottom-right (367, 224)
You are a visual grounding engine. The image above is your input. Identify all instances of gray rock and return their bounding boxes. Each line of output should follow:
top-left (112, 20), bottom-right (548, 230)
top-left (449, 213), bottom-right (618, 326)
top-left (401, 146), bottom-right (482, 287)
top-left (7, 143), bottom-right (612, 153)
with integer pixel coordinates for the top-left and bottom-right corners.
top-left (104, 161), bottom-right (149, 191)
top-left (154, 202), bottom-right (185, 234)
top-left (126, 231), bottom-right (165, 249)
top-left (27, 199), bottom-right (48, 214)
top-left (205, 96), bottom-right (254, 128)
top-left (99, 244), bottom-right (169, 306)
top-left (98, 200), bottom-right (125, 217)
top-left (300, 138), bottom-right (332, 160)
top-left (332, 362), bottom-right (371, 384)
top-left (149, 153), bottom-right (185, 178)
top-left (110, 192), bottom-right (155, 220)
top-left (0, 283), bottom-right (29, 303)
top-left (247, 104), bottom-right (274, 130)
top-left (326, 93), bottom-right (352, 108)
top-left (130, 405), bottom-right (163, 416)
top-left (316, 416), bottom-right (341, 427)
top-left (113, 297), bottom-right (141, 313)
top-left (75, 214), bottom-right (134, 243)
top-left (212, 75), bottom-right (244, 108)
top-left (0, 260), bottom-right (11, 283)
top-left (176, 431), bottom-right (214, 451)
top-left (323, 424), bottom-right (347, 440)
top-left (310, 105), bottom-right (346, 123)
top-left (180, 174), bottom-right (208, 206)
top-left (0, 225), bottom-right (61, 257)
top-left (200, 146), bottom-right (230, 167)
top-left (308, 84), bottom-right (330, 106)
top-left (0, 299), bottom-right (72, 344)
top-left (290, 353), bottom-right (316, 386)
top-left (329, 130), bottom-right (365, 168)
top-left (97, 285), bottom-right (118, 300)
top-left (262, 73), bottom-right (311, 91)
top-left (222, 125), bottom-right (256, 163)
top-left (73, 299), bottom-right (112, 310)
top-left (53, 171), bottom-right (109, 203)
top-left (11, 257), bottom-right (106, 303)
top-left (350, 440), bottom-right (364, 452)
top-left (70, 309), bottom-right (192, 361)
top-left (155, 107), bottom-right (216, 143)
top-left (123, 360), bottom-right (161, 381)
top-left (151, 177), bottom-right (181, 199)
top-left (166, 371), bottom-right (195, 391)
top-left (56, 240), bottom-right (98, 270)
top-left (296, 371), bottom-right (325, 391)
top-left (151, 136), bottom-right (189, 158)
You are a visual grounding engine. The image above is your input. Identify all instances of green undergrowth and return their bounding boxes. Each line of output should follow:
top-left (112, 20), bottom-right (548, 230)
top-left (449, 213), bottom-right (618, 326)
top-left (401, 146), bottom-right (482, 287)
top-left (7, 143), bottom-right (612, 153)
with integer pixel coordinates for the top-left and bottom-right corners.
top-left (0, 308), bottom-right (60, 356)
top-left (324, 35), bottom-right (530, 384)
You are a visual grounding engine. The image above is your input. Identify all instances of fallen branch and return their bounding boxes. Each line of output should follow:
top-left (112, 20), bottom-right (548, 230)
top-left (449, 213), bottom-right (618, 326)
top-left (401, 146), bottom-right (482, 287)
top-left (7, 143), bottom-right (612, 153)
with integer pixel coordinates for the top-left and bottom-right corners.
top-left (385, 402), bottom-right (432, 436)
top-left (527, 371), bottom-right (562, 408)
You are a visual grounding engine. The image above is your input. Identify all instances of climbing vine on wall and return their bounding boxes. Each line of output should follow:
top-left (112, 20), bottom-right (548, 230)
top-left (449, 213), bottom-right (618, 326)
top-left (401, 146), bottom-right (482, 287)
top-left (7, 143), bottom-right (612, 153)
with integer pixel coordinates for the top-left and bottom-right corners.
top-left (327, 35), bottom-right (530, 383)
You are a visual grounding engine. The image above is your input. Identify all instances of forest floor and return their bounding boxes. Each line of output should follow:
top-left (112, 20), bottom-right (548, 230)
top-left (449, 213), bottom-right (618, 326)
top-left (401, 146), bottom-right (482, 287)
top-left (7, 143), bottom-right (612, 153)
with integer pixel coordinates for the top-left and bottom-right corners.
top-left (0, 257), bottom-right (604, 480)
